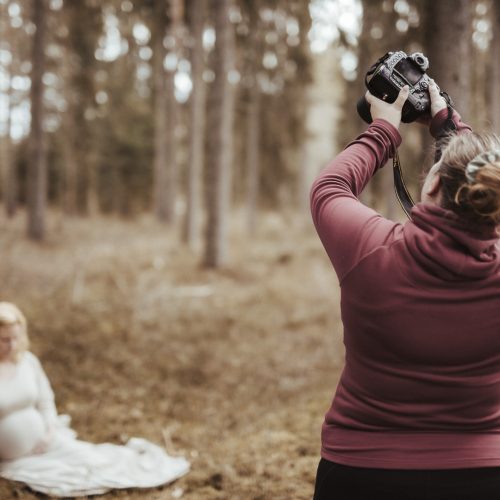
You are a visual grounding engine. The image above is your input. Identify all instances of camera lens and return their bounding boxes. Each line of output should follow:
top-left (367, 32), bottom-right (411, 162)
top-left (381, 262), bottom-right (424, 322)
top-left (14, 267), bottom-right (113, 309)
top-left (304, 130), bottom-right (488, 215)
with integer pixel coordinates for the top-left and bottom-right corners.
top-left (415, 56), bottom-right (424, 64)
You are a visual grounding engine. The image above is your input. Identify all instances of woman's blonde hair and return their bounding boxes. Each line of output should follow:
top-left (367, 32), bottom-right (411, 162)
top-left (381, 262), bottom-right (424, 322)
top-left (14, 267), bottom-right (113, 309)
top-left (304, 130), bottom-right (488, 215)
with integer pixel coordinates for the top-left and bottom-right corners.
top-left (438, 133), bottom-right (500, 227)
top-left (0, 302), bottom-right (29, 362)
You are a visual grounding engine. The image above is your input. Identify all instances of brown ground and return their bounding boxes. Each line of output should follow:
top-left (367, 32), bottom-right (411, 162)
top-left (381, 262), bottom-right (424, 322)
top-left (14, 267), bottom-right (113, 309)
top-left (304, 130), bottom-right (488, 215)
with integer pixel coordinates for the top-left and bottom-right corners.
top-left (0, 210), bottom-right (344, 500)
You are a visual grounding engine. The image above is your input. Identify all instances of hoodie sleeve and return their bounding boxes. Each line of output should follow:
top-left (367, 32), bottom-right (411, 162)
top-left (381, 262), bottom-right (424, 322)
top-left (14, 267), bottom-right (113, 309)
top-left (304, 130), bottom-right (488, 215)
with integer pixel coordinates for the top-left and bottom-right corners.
top-left (430, 108), bottom-right (472, 138)
top-left (430, 109), bottom-right (472, 162)
top-left (310, 119), bottom-right (403, 283)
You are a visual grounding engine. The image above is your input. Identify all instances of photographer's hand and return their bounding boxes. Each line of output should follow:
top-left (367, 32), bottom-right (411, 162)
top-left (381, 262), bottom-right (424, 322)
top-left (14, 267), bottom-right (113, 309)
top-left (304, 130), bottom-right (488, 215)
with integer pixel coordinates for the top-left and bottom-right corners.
top-left (416, 80), bottom-right (448, 125)
top-left (428, 80), bottom-right (448, 117)
top-left (365, 86), bottom-right (409, 130)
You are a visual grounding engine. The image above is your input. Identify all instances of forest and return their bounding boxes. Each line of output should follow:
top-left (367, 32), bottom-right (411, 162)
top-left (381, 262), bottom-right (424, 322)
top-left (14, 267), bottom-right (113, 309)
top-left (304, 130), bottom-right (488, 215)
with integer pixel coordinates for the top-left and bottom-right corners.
top-left (0, 0), bottom-right (499, 498)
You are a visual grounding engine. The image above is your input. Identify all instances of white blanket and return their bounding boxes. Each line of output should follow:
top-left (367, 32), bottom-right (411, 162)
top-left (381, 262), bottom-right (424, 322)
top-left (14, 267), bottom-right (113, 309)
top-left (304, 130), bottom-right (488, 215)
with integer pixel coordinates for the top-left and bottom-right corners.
top-left (0, 416), bottom-right (190, 497)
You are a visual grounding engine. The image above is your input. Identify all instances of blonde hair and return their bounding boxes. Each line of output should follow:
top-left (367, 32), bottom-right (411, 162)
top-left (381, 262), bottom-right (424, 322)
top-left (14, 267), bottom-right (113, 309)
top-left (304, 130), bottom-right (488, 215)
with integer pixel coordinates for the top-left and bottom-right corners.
top-left (0, 302), bottom-right (29, 362)
top-left (438, 133), bottom-right (500, 227)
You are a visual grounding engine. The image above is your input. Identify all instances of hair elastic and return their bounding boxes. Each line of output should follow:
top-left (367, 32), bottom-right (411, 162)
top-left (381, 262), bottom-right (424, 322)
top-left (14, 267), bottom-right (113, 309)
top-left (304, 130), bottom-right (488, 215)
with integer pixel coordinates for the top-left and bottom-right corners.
top-left (465, 149), bottom-right (500, 184)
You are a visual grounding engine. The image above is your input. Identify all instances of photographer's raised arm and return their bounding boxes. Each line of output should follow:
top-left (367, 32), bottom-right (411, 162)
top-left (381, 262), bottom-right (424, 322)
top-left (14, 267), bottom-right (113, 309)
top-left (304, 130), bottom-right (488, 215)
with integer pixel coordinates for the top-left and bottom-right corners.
top-left (427, 80), bottom-right (472, 145)
top-left (429, 108), bottom-right (472, 139)
top-left (310, 119), bottom-right (403, 282)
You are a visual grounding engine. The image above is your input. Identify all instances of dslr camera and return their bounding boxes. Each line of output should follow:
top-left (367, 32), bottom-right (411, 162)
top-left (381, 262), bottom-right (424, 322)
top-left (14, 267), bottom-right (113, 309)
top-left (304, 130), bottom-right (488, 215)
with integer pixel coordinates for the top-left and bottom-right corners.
top-left (357, 51), bottom-right (438, 124)
top-left (356, 51), bottom-right (454, 219)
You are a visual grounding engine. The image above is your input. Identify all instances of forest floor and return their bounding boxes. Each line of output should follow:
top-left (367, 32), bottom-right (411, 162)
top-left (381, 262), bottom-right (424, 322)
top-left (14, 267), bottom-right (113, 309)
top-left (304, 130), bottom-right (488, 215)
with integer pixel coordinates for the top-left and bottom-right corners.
top-left (0, 210), bottom-right (344, 500)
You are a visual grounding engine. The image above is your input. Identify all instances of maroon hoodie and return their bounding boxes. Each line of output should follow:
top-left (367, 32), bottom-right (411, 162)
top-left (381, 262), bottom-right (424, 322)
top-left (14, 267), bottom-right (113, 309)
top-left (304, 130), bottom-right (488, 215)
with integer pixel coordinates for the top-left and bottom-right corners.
top-left (310, 111), bottom-right (500, 469)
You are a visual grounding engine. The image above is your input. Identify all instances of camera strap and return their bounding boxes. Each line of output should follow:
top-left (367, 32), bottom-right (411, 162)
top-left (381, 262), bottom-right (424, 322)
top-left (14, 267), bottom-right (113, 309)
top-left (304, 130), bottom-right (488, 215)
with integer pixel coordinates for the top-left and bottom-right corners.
top-left (393, 152), bottom-right (415, 219)
top-left (392, 97), bottom-right (454, 220)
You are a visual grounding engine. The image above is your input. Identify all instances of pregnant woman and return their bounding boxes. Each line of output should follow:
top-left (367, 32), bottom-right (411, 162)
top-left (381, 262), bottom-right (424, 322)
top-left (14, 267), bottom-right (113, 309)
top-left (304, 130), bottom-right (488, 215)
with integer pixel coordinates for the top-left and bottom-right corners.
top-left (0, 301), bottom-right (189, 497)
top-left (0, 304), bottom-right (57, 461)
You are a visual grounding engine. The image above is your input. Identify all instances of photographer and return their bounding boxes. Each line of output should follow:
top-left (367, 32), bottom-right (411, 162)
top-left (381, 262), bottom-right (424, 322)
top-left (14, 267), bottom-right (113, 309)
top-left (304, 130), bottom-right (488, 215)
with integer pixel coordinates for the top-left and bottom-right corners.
top-left (310, 81), bottom-right (500, 499)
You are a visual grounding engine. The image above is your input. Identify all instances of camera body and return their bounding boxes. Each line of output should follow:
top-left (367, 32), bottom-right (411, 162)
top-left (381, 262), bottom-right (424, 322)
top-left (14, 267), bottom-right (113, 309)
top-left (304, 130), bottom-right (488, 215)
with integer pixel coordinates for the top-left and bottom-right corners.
top-left (357, 51), bottom-right (432, 124)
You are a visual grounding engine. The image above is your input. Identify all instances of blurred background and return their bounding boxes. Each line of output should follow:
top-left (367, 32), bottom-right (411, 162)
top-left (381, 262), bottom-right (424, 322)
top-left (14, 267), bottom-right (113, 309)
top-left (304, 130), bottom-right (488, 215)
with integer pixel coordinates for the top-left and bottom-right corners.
top-left (1, 0), bottom-right (499, 248)
top-left (1, 1), bottom-right (499, 499)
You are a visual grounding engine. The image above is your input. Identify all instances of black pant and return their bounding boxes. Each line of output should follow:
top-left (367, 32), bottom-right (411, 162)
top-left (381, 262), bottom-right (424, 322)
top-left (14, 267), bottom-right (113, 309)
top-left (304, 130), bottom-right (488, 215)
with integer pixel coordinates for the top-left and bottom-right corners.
top-left (313, 458), bottom-right (500, 500)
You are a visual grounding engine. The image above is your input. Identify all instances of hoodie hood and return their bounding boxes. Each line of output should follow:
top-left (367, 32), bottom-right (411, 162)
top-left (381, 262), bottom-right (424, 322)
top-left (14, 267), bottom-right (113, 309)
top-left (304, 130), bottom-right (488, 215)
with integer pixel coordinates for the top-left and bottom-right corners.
top-left (404, 203), bottom-right (500, 281)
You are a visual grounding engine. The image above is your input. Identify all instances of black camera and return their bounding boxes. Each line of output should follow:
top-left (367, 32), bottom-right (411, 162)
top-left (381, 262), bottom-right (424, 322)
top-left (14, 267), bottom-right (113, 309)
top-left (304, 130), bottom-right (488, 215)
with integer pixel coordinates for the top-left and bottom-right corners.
top-left (357, 51), bottom-right (436, 124)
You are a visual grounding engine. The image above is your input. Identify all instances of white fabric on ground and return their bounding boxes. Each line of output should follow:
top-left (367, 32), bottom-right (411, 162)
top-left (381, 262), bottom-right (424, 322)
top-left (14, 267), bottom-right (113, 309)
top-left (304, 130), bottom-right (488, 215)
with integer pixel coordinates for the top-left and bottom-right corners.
top-left (0, 352), bottom-right (190, 497)
top-left (0, 422), bottom-right (190, 497)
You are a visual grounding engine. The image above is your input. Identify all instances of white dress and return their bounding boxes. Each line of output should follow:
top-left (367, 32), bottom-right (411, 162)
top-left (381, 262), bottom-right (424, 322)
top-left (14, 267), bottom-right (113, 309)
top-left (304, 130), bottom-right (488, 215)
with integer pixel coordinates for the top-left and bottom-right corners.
top-left (0, 352), bottom-right (189, 497)
top-left (0, 351), bottom-right (57, 460)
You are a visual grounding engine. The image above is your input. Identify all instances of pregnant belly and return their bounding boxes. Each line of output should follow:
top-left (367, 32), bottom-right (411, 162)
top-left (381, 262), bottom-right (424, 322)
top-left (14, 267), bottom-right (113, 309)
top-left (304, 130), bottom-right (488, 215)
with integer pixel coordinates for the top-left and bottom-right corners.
top-left (0, 407), bottom-right (46, 460)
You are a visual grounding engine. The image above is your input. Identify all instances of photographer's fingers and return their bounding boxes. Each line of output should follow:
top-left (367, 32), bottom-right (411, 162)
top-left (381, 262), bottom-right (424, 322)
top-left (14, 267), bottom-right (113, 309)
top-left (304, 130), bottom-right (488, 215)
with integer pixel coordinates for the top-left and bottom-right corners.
top-left (395, 85), bottom-right (410, 109)
top-left (429, 79), bottom-right (447, 117)
top-left (429, 80), bottom-right (440, 99)
top-left (365, 87), bottom-right (408, 107)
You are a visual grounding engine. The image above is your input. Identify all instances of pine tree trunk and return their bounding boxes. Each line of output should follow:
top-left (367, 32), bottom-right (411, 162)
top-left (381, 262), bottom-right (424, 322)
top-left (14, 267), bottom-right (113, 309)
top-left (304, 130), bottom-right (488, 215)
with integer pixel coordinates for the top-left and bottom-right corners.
top-left (355, 0), bottom-right (381, 207)
top-left (245, 81), bottom-right (261, 235)
top-left (86, 157), bottom-right (100, 216)
top-left (2, 70), bottom-right (17, 218)
top-left (425, 0), bottom-right (472, 121)
top-left (27, 0), bottom-right (47, 240)
top-left (164, 69), bottom-right (176, 223)
top-left (203, 0), bottom-right (235, 268)
top-left (113, 164), bottom-right (126, 216)
top-left (244, 2), bottom-right (261, 235)
top-left (491, 0), bottom-right (500, 133)
top-left (62, 1), bottom-right (101, 217)
top-left (183, 0), bottom-right (206, 248)
top-left (153, 1), bottom-right (169, 221)
top-left (61, 117), bottom-right (78, 215)
top-left (163, 0), bottom-right (184, 224)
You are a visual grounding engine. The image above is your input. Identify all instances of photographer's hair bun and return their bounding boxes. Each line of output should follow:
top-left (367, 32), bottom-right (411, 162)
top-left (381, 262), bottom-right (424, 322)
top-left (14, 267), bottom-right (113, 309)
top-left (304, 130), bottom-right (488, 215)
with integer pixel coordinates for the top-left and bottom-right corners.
top-left (439, 133), bottom-right (500, 227)
top-left (456, 150), bottom-right (500, 222)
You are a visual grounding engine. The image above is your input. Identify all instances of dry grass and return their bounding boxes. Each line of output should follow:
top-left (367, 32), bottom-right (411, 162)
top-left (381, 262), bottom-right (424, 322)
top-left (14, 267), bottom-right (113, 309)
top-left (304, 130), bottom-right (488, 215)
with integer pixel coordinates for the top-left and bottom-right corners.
top-left (0, 209), bottom-right (344, 499)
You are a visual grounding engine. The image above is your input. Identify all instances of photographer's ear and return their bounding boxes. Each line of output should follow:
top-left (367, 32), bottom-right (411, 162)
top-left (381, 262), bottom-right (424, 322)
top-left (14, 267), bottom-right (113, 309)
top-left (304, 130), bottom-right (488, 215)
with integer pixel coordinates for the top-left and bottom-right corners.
top-left (427, 173), bottom-right (441, 196)
top-left (421, 163), bottom-right (442, 204)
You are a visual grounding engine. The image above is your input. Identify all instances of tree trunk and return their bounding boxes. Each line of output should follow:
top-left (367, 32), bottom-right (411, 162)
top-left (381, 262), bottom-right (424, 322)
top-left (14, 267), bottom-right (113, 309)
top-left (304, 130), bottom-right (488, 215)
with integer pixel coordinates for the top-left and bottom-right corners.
top-left (113, 164), bottom-right (126, 216)
top-left (153, 1), bottom-right (169, 221)
top-left (164, 66), bottom-right (176, 224)
top-left (86, 154), bottom-right (100, 216)
top-left (182, 0), bottom-right (206, 248)
top-left (27, 0), bottom-right (47, 240)
top-left (491, 0), bottom-right (500, 133)
top-left (425, 0), bottom-right (472, 121)
top-left (354, 0), bottom-right (382, 207)
top-left (245, 80), bottom-right (261, 235)
top-left (203, 0), bottom-right (235, 268)
top-left (60, 116), bottom-right (78, 215)
top-left (163, 0), bottom-right (184, 224)
top-left (2, 70), bottom-right (17, 218)
top-left (244, 2), bottom-right (262, 235)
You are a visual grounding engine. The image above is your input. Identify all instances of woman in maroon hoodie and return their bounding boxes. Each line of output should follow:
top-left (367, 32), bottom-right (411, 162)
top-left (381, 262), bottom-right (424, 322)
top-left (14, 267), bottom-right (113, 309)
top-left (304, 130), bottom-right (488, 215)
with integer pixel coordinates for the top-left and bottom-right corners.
top-left (310, 82), bottom-right (500, 500)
